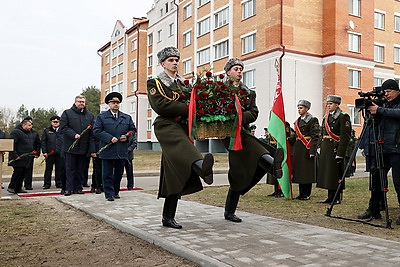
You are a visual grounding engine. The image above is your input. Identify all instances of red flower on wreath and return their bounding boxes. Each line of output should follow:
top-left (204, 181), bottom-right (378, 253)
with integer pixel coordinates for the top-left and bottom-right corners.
top-left (219, 74), bottom-right (225, 79)
top-left (206, 71), bottom-right (212, 77)
top-left (198, 109), bottom-right (205, 115)
top-left (183, 79), bottom-right (190, 85)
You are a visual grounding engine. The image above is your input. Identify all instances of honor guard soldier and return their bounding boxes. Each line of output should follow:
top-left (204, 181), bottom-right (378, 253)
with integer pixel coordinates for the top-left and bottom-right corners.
top-left (147, 46), bottom-right (215, 229)
top-left (292, 100), bottom-right (320, 200)
top-left (317, 95), bottom-right (352, 204)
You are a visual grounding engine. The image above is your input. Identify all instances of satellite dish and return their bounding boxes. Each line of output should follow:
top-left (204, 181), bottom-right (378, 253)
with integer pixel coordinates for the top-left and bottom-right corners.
top-left (349, 20), bottom-right (355, 30)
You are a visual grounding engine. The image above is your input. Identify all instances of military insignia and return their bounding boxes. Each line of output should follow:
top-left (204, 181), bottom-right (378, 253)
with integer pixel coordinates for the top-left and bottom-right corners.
top-left (150, 88), bottom-right (156, 95)
top-left (345, 121), bottom-right (351, 127)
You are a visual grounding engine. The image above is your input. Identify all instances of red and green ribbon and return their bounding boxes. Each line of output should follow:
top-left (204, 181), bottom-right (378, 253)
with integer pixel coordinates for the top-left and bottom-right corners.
top-left (228, 94), bottom-right (243, 151)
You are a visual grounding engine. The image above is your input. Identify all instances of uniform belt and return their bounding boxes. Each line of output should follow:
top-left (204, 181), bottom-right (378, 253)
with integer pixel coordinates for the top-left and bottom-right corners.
top-left (296, 136), bottom-right (311, 140)
top-left (323, 135), bottom-right (332, 139)
top-left (270, 141), bottom-right (277, 144)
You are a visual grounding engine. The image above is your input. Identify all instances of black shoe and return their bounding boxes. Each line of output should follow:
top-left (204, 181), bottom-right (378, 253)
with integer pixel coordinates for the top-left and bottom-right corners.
top-left (64, 191), bottom-right (72, 196)
top-left (16, 189), bottom-right (28, 193)
top-left (107, 197), bottom-right (115, 201)
top-left (358, 210), bottom-right (381, 220)
top-left (114, 194), bottom-right (120, 199)
top-left (319, 198), bottom-right (333, 204)
top-left (75, 190), bottom-right (84, 194)
top-left (267, 191), bottom-right (278, 197)
top-left (224, 212), bottom-right (242, 223)
top-left (96, 188), bottom-right (102, 194)
top-left (202, 153), bottom-right (214, 185)
top-left (90, 187), bottom-right (95, 193)
top-left (162, 218), bottom-right (182, 229)
top-left (43, 186), bottom-right (50, 189)
top-left (296, 195), bottom-right (310, 200)
top-left (275, 192), bottom-right (284, 198)
top-left (60, 190), bottom-right (66, 195)
top-left (273, 148), bottom-right (284, 178)
top-left (7, 188), bottom-right (16, 194)
top-left (127, 187), bottom-right (133, 191)
top-left (25, 187), bottom-right (33, 190)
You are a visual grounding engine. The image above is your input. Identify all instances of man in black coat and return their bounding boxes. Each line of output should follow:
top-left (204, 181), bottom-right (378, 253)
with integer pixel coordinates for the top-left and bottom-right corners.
top-left (368, 79), bottom-right (400, 224)
top-left (7, 119), bottom-right (40, 194)
top-left (41, 115), bottom-right (64, 189)
top-left (22, 116), bottom-right (41, 190)
top-left (60, 95), bottom-right (96, 196)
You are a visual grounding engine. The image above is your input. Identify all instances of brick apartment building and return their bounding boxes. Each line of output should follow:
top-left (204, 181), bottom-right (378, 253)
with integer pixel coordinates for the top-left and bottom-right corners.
top-left (97, 0), bottom-right (400, 150)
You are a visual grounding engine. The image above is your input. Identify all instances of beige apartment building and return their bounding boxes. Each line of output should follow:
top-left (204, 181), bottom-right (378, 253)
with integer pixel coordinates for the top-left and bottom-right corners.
top-left (98, 0), bottom-right (400, 149)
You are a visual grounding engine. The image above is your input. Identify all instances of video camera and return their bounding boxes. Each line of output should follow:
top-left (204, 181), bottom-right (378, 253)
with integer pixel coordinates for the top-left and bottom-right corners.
top-left (355, 86), bottom-right (386, 110)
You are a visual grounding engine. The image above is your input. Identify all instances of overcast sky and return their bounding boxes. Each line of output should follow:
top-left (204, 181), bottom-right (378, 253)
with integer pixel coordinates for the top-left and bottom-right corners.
top-left (0, 0), bottom-right (153, 113)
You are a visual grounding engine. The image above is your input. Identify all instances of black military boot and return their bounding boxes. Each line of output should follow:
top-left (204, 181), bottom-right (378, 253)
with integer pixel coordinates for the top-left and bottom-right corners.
top-left (192, 153), bottom-right (214, 185)
top-left (258, 148), bottom-right (284, 178)
top-left (162, 195), bottom-right (182, 229)
top-left (224, 189), bottom-right (242, 223)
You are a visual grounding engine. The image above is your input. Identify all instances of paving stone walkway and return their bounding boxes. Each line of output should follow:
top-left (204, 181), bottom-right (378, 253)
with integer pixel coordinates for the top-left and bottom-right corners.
top-left (57, 190), bottom-right (400, 266)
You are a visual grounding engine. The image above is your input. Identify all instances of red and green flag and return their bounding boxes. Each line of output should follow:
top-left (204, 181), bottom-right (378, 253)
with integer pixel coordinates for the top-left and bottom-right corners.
top-left (268, 74), bottom-right (292, 199)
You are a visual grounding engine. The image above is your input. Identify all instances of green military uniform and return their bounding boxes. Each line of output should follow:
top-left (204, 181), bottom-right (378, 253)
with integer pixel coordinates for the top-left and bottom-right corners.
top-left (317, 108), bottom-right (351, 191)
top-left (147, 71), bottom-right (203, 198)
top-left (292, 113), bottom-right (320, 184)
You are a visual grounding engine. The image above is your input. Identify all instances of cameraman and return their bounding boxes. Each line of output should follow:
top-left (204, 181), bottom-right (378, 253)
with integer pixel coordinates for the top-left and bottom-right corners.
top-left (368, 79), bottom-right (400, 224)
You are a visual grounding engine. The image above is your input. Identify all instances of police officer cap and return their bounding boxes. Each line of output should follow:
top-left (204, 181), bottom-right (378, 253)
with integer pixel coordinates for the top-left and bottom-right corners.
top-left (381, 79), bottom-right (399, 91)
top-left (297, 100), bottom-right (311, 109)
top-left (50, 115), bottom-right (60, 122)
top-left (224, 58), bottom-right (244, 72)
top-left (105, 92), bottom-right (123, 103)
top-left (326, 95), bottom-right (341, 104)
top-left (157, 46), bottom-right (180, 63)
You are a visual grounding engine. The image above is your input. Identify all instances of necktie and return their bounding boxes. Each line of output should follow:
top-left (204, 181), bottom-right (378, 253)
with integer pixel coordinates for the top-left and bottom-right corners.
top-left (114, 113), bottom-right (117, 119)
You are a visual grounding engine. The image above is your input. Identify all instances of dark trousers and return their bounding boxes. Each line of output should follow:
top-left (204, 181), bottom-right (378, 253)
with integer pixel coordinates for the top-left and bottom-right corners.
top-left (383, 153), bottom-right (400, 205)
top-left (124, 159), bottom-right (134, 189)
top-left (65, 153), bottom-right (86, 192)
top-left (92, 157), bottom-right (103, 189)
top-left (82, 156), bottom-right (90, 186)
top-left (23, 160), bottom-right (34, 189)
top-left (43, 154), bottom-right (64, 188)
top-left (9, 167), bottom-right (26, 191)
top-left (102, 159), bottom-right (125, 198)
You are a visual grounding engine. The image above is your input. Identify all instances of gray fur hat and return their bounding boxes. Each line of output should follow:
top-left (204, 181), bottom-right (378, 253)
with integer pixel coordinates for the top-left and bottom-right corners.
top-left (157, 46), bottom-right (180, 63)
top-left (297, 100), bottom-right (311, 109)
top-left (224, 58), bottom-right (244, 72)
top-left (326, 95), bottom-right (341, 104)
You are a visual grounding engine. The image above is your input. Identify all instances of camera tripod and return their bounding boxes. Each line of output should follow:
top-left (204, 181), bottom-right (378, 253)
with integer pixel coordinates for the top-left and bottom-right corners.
top-left (325, 110), bottom-right (392, 229)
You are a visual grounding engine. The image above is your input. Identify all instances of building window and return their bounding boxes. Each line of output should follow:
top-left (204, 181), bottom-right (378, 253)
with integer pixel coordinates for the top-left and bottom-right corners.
top-left (214, 40), bottom-right (229, 60)
top-left (374, 11), bottom-right (385, 30)
top-left (160, 8), bottom-right (164, 17)
top-left (112, 47), bottom-right (118, 58)
top-left (117, 63), bottom-right (124, 74)
top-left (131, 80), bottom-right (137, 92)
top-left (118, 43), bottom-right (124, 55)
top-left (349, 68), bottom-right (361, 88)
top-left (183, 30), bottom-right (192, 47)
top-left (197, 47), bottom-right (210, 66)
top-left (111, 84), bottom-right (117, 92)
top-left (395, 15), bottom-right (400, 32)
top-left (374, 44), bottom-right (384, 63)
top-left (117, 82), bottom-right (123, 93)
top-left (105, 72), bottom-right (110, 82)
top-left (183, 4), bottom-right (192, 19)
top-left (348, 32), bottom-right (360, 53)
top-left (215, 7), bottom-right (229, 29)
top-left (349, 0), bottom-right (360, 16)
top-left (132, 39), bottom-right (137, 51)
top-left (374, 77), bottom-right (384, 87)
top-left (132, 59), bottom-right (137, 71)
top-left (243, 70), bottom-right (256, 89)
top-left (130, 101), bottom-right (136, 113)
top-left (183, 59), bottom-right (192, 74)
top-left (199, 0), bottom-right (210, 7)
top-left (348, 105), bottom-right (360, 125)
top-left (148, 55), bottom-right (153, 67)
top-left (198, 17), bottom-right (210, 36)
top-left (147, 118), bottom-right (152, 131)
top-left (105, 54), bottom-right (110, 64)
top-left (242, 33), bottom-right (256, 55)
top-left (111, 66), bottom-right (117, 77)
top-left (242, 0), bottom-right (256, 20)
top-left (169, 23), bottom-right (174, 37)
top-left (157, 30), bottom-right (162, 42)
top-left (148, 34), bottom-right (153, 46)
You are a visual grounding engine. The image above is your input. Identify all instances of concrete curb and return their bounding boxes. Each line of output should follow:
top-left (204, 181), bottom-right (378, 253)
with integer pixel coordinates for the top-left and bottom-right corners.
top-left (57, 197), bottom-right (229, 267)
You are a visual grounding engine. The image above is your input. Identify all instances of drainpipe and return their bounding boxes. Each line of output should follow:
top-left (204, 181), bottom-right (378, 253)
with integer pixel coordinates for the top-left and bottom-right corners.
top-left (134, 24), bottom-right (140, 132)
top-left (279, 0), bottom-right (285, 77)
top-left (174, 0), bottom-right (179, 47)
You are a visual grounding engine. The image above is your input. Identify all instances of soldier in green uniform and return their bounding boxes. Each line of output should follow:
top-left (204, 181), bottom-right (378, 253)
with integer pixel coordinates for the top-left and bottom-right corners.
top-left (147, 47), bottom-right (215, 229)
top-left (292, 100), bottom-right (320, 200)
top-left (317, 95), bottom-right (352, 204)
top-left (221, 58), bottom-right (284, 223)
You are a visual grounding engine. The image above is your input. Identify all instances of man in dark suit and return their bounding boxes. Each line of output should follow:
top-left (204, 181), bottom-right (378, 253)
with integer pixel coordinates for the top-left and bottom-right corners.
top-left (93, 92), bottom-right (136, 201)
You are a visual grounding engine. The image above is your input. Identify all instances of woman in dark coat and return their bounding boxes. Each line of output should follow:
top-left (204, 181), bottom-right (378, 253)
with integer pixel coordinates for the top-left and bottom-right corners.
top-left (147, 47), bottom-right (214, 229)
top-left (221, 58), bottom-right (284, 223)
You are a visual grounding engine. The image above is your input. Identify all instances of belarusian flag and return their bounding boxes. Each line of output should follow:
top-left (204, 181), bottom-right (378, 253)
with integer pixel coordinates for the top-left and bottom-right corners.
top-left (268, 74), bottom-right (292, 199)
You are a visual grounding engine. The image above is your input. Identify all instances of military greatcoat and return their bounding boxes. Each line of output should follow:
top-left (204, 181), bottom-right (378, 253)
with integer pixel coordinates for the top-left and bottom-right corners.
top-left (221, 83), bottom-right (275, 194)
top-left (317, 108), bottom-right (351, 190)
top-left (292, 113), bottom-right (320, 184)
top-left (147, 71), bottom-right (203, 198)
